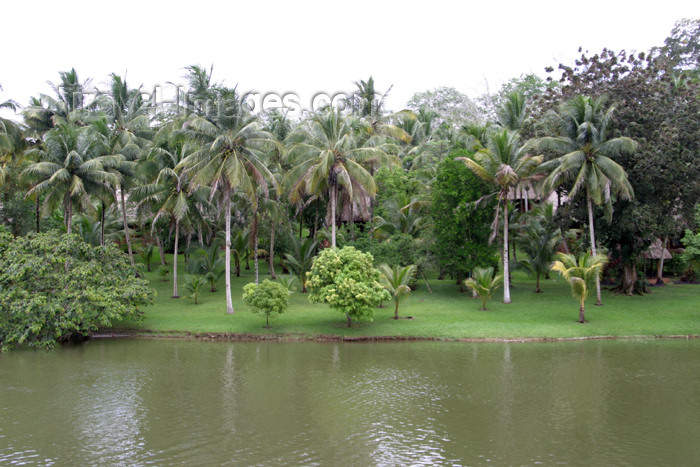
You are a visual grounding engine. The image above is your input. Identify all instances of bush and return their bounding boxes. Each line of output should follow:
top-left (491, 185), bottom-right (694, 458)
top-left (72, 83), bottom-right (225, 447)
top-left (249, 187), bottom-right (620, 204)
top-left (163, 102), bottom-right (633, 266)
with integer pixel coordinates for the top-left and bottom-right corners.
top-left (0, 233), bottom-right (155, 350)
top-left (307, 247), bottom-right (390, 327)
top-left (242, 279), bottom-right (290, 328)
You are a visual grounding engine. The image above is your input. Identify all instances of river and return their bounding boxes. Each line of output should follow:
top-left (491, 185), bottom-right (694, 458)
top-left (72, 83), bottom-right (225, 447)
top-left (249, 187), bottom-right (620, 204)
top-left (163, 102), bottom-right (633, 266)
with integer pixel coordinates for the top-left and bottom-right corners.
top-left (2, 338), bottom-right (699, 465)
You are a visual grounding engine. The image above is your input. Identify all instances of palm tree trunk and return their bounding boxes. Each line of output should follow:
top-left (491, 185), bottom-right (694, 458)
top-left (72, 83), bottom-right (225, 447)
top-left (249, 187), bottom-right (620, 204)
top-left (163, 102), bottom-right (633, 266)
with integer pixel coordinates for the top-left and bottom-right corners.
top-left (587, 194), bottom-right (602, 306)
top-left (156, 228), bottom-right (166, 266)
top-left (254, 226), bottom-right (259, 285)
top-left (225, 185), bottom-right (234, 314)
top-left (331, 184), bottom-right (337, 248)
top-left (503, 200), bottom-right (511, 304)
top-left (269, 223), bottom-right (276, 280)
top-left (579, 299), bottom-right (585, 324)
top-left (36, 197), bottom-right (40, 233)
top-left (172, 219), bottom-right (180, 298)
top-left (100, 200), bottom-right (106, 246)
top-left (66, 195), bottom-right (73, 235)
top-left (120, 187), bottom-right (135, 267)
top-left (394, 300), bottom-right (399, 320)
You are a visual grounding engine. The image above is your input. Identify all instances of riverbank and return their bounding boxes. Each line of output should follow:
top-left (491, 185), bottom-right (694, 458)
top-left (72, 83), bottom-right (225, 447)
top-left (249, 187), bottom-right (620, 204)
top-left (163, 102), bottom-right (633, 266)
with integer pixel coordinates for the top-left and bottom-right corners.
top-left (114, 256), bottom-right (700, 341)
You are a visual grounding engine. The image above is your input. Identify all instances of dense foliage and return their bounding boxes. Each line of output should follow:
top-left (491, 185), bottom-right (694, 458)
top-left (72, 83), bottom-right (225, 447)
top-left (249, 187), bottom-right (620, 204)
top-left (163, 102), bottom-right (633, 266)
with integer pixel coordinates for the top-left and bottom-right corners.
top-left (307, 246), bottom-right (390, 327)
top-left (0, 232), bottom-right (155, 350)
top-left (242, 279), bottom-right (290, 328)
top-left (431, 156), bottom-right (497, 286)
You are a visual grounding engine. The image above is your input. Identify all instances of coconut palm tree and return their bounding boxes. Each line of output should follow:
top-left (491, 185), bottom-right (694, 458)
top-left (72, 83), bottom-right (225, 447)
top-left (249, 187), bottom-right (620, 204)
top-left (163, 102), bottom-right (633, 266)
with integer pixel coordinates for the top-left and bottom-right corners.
top-left (378, 263), bottom-right (416, 319)
top-left (456, 129), bottom-right (542, 303)
top-left (176, 90), bottom-right (279, 314)
top-left (550, 252), bottom-right (608, 323)
top-left (94, 73), bottom-right (153, 266)
top-left (286, 109), bottom-right (392, 248)
top-left (537, 95), bottom-right (635, 305)
top-left (22, 124), bottom-right (118, 234)
top-left (132, 123), bottom-right (209, 298)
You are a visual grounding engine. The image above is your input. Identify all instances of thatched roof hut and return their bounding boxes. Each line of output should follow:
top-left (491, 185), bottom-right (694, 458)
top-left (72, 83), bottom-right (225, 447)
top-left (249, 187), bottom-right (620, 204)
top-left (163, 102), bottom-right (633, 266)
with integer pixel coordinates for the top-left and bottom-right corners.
top-left (643, 238), bottom-right (672, 260)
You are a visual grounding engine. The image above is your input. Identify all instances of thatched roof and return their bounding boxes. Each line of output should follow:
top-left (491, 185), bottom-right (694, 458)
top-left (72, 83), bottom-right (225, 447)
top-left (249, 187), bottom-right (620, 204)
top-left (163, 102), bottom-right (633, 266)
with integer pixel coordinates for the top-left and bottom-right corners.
top-left (643, 238), bottom-right (672, 260)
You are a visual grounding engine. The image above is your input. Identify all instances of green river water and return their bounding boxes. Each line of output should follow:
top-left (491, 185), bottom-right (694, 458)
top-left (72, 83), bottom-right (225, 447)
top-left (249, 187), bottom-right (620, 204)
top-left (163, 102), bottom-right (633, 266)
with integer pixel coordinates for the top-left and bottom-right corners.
top-left (2, 338), bottom-right (699, 466)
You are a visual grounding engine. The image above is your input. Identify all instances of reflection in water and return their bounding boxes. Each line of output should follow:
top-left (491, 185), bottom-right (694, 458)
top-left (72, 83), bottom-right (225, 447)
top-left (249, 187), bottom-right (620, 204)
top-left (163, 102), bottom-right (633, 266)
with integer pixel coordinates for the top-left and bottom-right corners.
top-left (1, 339), bottom-right (700, 466)
top-left (75, 366), bottom-right (150, 465)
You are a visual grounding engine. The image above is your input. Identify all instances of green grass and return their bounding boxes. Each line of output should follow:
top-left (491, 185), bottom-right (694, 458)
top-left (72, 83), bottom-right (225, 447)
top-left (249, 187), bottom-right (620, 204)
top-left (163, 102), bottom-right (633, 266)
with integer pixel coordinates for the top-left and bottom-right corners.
top-left (115, 254), bottom-right (700, 341)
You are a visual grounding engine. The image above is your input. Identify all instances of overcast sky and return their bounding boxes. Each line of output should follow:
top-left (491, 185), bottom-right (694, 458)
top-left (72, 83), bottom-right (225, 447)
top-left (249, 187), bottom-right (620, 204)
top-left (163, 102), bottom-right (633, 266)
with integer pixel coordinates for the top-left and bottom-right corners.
top-left (2, 0), bottom-right (698, 117)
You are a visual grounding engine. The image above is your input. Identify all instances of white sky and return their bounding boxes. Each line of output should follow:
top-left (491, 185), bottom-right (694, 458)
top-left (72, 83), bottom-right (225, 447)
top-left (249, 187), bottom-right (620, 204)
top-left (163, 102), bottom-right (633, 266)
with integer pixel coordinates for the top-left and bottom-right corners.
top-left (2, 0), bottom-right (699, 117)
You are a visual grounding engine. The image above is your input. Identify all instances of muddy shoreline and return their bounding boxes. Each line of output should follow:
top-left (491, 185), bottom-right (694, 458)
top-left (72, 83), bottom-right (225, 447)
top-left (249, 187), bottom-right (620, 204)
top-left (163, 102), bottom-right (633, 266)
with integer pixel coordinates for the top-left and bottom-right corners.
top-left (93, 330), bottom-right (700, 344)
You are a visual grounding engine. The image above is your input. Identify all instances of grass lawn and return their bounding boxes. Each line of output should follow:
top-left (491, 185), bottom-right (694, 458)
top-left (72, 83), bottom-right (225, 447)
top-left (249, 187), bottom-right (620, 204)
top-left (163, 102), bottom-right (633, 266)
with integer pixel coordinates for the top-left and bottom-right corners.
top-left (114, 254), bottom-right (700, 341)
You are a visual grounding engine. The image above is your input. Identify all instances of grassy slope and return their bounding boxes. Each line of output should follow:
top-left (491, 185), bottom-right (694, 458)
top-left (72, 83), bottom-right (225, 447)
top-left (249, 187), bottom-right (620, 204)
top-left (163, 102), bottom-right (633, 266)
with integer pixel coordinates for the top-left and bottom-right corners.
top-left (116, 254), bottom-right (700, 340)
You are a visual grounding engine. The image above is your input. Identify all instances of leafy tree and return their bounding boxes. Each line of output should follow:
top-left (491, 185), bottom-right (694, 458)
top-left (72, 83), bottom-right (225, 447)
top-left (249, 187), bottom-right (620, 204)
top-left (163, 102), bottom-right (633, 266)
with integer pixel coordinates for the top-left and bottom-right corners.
top-left (456, 129), bottom-right (543, 302)
top-left (307, 246), bottom-right (390, 327)
top-left (680, 205), bottom-right (700, 282)
top-left (407, 87), bottom-right (486, 127)
top-left (540, 21), bottom-right (699, 295)
top-left (538, 95), bottom-right (635, 303)
top-left (0, 233), bottom-right (154, 350)
top-left (378, 263), bottom-right (416, 319)
top-left (463, 267), bottom-right (503, 311)
top-left (242, 279), bottom-right (290, 328)
top-left (431, 156), bottom-right (497, 287)
top-left (550, 252), bottom-right (608, 324)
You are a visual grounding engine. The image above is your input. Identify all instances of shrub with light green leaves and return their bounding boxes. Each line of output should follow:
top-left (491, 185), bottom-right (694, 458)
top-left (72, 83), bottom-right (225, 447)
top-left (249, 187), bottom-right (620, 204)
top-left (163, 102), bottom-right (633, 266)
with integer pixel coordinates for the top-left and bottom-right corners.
top-left (242, 279), bottom-right (290, 328)
top-left (307, 247), bottom-right (391, 327)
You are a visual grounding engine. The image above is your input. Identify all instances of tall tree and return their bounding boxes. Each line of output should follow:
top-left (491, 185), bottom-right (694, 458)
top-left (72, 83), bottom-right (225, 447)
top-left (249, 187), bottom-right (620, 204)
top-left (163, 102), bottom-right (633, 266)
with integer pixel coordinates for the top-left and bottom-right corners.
top-left (456, 129), bottom-right (542, 303)
top-left (177, 92), bottom-right (278, 314)
top-left (286, 109), bottom-right (393, 248)
top-left (537, 95), bottom-right (635, 304)
top-left (22, 124), bottom-right (117, 234)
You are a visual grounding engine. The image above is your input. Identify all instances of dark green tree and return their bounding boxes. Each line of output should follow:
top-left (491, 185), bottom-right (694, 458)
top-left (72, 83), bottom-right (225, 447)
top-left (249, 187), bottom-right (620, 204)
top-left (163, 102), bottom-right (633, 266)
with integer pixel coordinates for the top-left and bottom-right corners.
top-left (431, 155), bottom-right (497, 288)
top-left (0, 233), bottom-right (154, 350)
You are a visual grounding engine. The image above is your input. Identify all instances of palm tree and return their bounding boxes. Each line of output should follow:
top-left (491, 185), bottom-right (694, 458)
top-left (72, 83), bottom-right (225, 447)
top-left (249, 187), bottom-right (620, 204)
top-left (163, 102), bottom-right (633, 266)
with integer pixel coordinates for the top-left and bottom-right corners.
top-left (378, 263), bottom-right (416, 319)
top-left (372, 195), bottom-right (428, 240)
top-left (286, 109), bottom-right (392, 248)
top-left (95, 73), bottom-right (153, 266)
top-left (463, 267), bottom-right (503, 311)
top-left (188, 239), bottom-right (224, 292)
top-left (132, 123), bottom-right (209, 298)
top-left (283, 236), bottom-right (318, 293)
top-left (22, 124), bottom-right (118, 234)
top-left (456, 129), bottom-right (542, 303)
top-left (176, 90), bottom-right (278, 314)
top-left (550, 252), bottom-right (608, 323)
top-left (516, 203), bottom-right (562, 293)
top-left (538, 95), bottom-right (635, 305)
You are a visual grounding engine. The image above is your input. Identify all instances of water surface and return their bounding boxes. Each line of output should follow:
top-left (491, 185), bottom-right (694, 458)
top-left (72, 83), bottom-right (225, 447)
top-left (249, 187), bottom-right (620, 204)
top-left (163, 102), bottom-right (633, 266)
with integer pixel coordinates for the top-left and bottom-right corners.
top-left (2, 339), bottom-right (699, 465)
